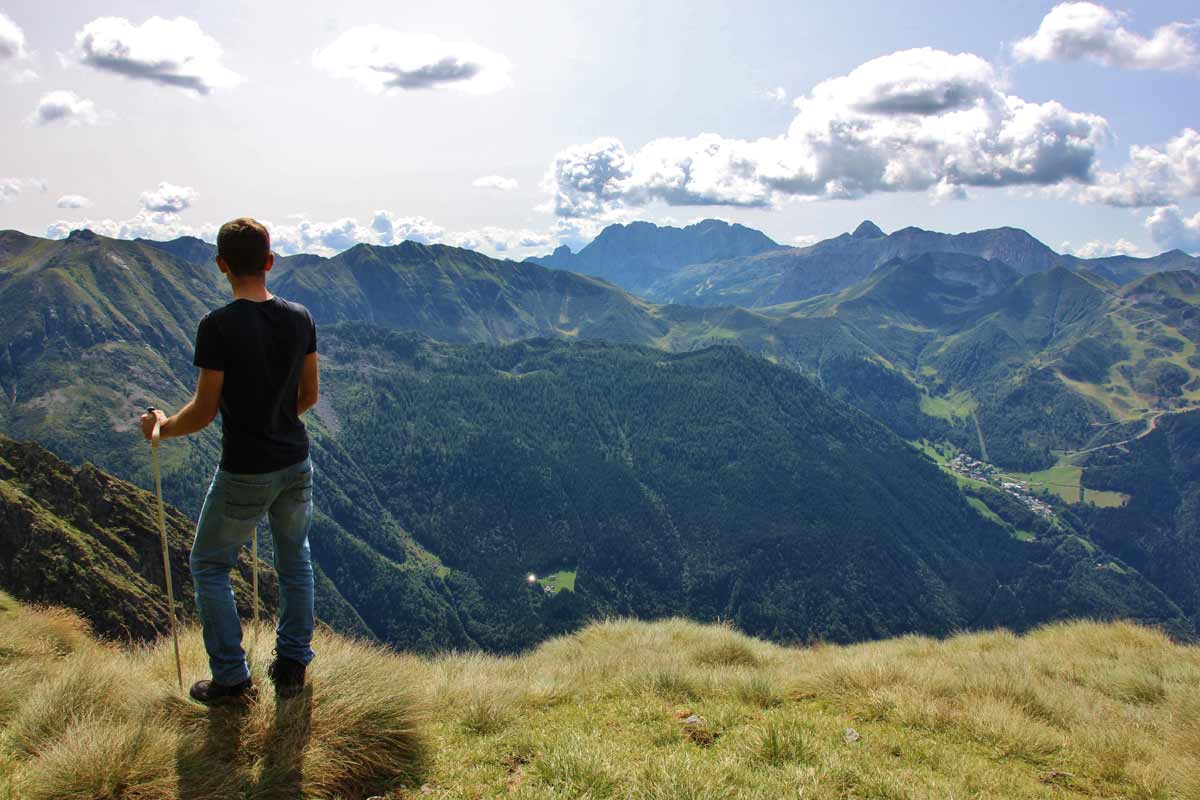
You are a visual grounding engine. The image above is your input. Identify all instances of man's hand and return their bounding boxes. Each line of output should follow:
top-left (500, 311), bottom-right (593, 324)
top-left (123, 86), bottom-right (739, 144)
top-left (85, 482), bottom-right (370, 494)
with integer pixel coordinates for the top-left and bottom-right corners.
top-left (141, 408), bottom-right (167, 441)
top-left (142, 370), bottom-right (223, 442)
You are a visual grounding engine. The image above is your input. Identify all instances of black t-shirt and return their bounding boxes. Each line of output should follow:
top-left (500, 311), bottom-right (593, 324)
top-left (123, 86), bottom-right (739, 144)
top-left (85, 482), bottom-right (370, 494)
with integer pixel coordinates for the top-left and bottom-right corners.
top-left (192, 296), bottom-right (317, 474)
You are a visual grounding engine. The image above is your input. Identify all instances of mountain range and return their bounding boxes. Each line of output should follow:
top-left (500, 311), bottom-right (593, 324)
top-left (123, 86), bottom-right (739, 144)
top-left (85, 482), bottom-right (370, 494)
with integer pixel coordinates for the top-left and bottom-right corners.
top-left (134, 226), bottom-right (1200, 470)
top-left (529, 218), bottom-right (1199, 306)
top-left (1, 219), bottom-right (1198, 648)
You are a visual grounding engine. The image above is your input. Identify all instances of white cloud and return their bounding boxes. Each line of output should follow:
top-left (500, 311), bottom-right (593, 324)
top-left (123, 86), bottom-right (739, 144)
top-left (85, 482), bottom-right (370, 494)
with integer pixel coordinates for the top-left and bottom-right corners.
top-left (28, 90), bottom-right (100, 127)
top-left (0, 177), bottom-right (47, 204)
top-left (0, 178), bottom-right (21, 204)
top-left (46, 211), bottom-right (216, 243)
top-left (56, 195), bottom-right (92, 209)
top-left (369, 212), bottom-right (446, 246)
top-left (473, 175), bottom-right (519, 191)
top-left (1059, 238), bottom-right (1146, 258)
top-left (1144, 206), bottom-right (1200, 254)
top-left (1081, 128), bottom-right (1200, 207)
top-left (792, 234), bottom-right (819, 247)
top-left (271, 211), bottom-right (552, 258)
top-left (269, 217), bottom-right (377, 255)
top-left (1015, 2), bottom-right (1200, 72)
top-left (74, 16), bottom-right (242, 94)
top-left (314, 27), bottom-right (511, 94)
top-left (544, 48), bottom-right (1110, 221)
top-left (139, 182), bottom-right (196, 213)
top-left (929, 178), bottom-right (970, 204)
top-left (445, 226), bottom-right (554, 254)
top-left (0, 12), bottom-right (27, 61)
top-left (0, 12), bottom-right (36, 81)
top-left (756, 86), bottom-right (788, 104)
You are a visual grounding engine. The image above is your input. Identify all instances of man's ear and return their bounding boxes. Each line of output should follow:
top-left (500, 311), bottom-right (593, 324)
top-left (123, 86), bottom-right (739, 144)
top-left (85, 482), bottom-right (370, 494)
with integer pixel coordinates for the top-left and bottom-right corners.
top-left (263, 252), bottom-right (275, 273)
top-left (215, 255), bottom-right (230, 276)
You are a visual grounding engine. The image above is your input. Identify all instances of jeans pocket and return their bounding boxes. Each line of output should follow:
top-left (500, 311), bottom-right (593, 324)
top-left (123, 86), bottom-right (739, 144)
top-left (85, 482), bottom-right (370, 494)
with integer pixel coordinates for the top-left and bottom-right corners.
top-left (287, 481), bottom-right (313, 504)
top-left (290, 462), bottom-right (314, 503)
top-left (223, 478), bottom-right (272, 522)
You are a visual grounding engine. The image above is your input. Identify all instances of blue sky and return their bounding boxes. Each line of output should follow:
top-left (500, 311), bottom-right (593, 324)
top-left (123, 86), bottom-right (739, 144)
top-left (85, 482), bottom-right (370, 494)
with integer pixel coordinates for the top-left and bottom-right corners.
top-left (0, 0), bottom-right (1197, 258)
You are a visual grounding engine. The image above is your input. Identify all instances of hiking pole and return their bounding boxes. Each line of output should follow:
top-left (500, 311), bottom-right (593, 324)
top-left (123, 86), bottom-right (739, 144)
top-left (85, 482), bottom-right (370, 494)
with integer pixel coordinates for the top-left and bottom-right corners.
top-left (252, 526), bottom-right (259, 655)
top-left (147, 407), bottom-right (184, 693)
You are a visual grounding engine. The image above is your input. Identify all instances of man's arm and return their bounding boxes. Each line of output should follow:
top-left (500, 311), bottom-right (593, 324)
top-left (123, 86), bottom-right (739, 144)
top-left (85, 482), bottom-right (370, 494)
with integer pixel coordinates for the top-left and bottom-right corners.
top-left (297, 352), bottom-right (319, 416)
top-left (140, 368), bottom-right (224, 440)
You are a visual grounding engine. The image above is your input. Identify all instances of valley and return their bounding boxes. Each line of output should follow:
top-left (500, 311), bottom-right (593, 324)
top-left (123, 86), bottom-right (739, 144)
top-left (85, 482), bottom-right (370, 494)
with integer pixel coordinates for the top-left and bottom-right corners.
top-left (1, 219), bottom-right (1198, 650)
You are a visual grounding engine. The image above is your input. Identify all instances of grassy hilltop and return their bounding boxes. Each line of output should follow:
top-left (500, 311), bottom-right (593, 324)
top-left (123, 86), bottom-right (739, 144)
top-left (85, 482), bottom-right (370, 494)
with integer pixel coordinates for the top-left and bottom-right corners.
top-left (2, 592), bottom-right (1198, 800)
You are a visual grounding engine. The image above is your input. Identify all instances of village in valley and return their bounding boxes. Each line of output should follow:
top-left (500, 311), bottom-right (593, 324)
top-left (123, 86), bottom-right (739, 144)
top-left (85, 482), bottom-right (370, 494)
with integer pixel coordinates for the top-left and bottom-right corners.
top-left (946, 453), bottom-right (1055, 519)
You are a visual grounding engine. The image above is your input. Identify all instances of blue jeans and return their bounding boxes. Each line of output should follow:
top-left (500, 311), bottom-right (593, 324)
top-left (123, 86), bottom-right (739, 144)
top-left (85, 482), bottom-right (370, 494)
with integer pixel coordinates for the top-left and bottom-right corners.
top-left (190, 455), bottom-right (315, 686)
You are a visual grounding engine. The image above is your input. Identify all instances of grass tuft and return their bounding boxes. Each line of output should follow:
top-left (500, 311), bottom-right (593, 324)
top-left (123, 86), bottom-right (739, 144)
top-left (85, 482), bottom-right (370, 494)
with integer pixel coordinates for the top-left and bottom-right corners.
top-left (0, 598), bottom-right (427, 800)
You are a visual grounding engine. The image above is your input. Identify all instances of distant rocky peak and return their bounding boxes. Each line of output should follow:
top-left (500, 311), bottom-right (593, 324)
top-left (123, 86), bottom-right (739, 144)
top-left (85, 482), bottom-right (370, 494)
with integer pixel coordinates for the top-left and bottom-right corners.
top-left (852, 220), bottom-right (885, 239)
top-left (66, 228), bottom-right (100, 243)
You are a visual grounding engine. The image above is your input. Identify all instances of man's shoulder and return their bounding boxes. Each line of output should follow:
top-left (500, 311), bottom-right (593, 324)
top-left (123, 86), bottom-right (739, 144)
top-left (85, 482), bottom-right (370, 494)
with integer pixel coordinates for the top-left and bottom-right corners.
top-left (272, 296), bottom-right (311, 317)
top-left (198, 301), bottom-right (236, 328)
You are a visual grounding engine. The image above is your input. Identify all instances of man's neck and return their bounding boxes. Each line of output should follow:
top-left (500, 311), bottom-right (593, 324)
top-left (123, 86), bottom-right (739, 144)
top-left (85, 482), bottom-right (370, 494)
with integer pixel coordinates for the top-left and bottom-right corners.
top-left (230, 279), bottom-right (272, 302)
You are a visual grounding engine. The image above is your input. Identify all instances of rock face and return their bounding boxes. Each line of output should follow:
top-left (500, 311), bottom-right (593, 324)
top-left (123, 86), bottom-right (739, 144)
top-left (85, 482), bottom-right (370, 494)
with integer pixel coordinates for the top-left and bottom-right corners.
top-left (852, 220), bottom-right (885, 239)
top-left (526, 219), bottom-right (783, 296)
top-left (0, 436), bottom-right (275, 642)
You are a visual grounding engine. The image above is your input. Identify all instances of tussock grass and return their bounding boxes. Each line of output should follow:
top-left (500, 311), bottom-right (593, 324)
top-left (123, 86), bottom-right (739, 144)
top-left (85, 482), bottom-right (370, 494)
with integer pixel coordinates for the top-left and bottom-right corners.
top-left (2, 599), bottom-right (1199, 799)
top-left (0, 599), bottom-right (427, 800)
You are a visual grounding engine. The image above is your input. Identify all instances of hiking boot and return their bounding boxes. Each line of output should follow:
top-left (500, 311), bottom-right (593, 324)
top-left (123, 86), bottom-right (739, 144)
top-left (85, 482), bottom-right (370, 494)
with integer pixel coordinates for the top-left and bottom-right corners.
top-left (189, 677), bottom-right (255, 705)
top-left (268, 652), bottom-right (307, 698)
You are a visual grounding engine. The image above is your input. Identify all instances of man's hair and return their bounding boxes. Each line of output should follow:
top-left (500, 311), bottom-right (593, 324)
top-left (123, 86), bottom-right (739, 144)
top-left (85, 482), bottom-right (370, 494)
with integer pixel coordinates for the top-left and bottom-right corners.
top-left (217, 217), bottom-right (271, 277)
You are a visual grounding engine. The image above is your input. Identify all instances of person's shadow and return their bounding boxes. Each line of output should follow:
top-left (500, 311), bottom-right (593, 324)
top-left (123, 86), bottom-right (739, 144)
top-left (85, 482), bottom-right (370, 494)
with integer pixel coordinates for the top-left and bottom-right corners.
top-left (175, 699), bottom-right (251, 800)
top-left (173, 687), bottom-right (313, 800)
top-left (252, 686), bottom-right (314, 799)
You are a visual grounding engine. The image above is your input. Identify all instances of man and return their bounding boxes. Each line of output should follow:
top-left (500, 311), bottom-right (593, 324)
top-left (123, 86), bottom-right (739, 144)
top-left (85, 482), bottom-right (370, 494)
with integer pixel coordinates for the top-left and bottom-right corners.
top-left (141, 217), bottom-right (319, 704)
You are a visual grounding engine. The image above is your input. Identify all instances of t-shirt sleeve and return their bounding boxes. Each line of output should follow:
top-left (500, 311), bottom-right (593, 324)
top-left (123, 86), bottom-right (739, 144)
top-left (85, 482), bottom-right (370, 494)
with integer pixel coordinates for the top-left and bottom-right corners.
top-left (192, 314), bottom-right (225, 370)
top-left (305, 309), bottom-right (317, 355)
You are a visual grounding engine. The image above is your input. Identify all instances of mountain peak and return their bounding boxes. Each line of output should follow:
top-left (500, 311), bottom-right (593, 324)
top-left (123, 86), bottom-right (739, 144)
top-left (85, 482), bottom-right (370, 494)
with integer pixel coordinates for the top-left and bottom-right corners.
top-left (66, 228), bottom-right (100, 243)
top-left (852, 220), bottom-right (885, 239)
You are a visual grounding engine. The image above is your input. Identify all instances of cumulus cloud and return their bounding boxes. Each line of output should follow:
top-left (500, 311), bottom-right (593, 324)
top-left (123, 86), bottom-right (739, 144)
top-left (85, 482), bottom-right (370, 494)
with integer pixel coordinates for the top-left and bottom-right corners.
top-left (473, 175), bottom-right (519, 191)
top-left (445, 226), bottom-right (554, 254)
top-left (1081, 128), bottom-right (1200, 207)
top-left (0, 12), bottom-right (27, 61)
top-left (929, 178), bottom-right (970, 204)
top-left (46, 211), bottom-right (216, 242)
top-left (56, 194), bottom-right (92, 209)
top-left (544, 48), bottom-right (1110, 220)
top-left (27, 90), bottom-right (99, 127)
top-left (314, 27), bottom-right (511, 94)
top-left (268, 211), bottom-right (552, 258)
top-left (0, 12), bottom-right (36, 81)
top-left (139, 182), bottom-right (196, 213)
top-left (268, 217), bottom-right (376, 255)
top-left (1144, 206), bottom-right (1200, 254)
top-left (369, 211), bottom-right (445, 246)
top-left (0, 178), bottom-right (21, 204)
top-left (74, 16), bottom-right (242, 94)
top-left (792, 234), bottom-right (819, 247)
top-left (0, 177), bottom-right (47, 204)
top-left (1015, 2), bottom-right (1200, 71)
top-left (1059, 238), bottom-right (1146, 258)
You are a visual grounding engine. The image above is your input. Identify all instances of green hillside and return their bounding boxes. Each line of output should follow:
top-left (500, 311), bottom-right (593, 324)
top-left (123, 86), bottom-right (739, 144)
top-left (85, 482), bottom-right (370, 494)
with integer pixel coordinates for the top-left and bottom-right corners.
top-left (2, 594), bottom-right (1198, 800)
top-left (1078, 409), bottom-right (1200, 631)
top-left (314, 327), bottom-right (1192, 646)
top-left (0, 435), bottom-right (275, 641)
